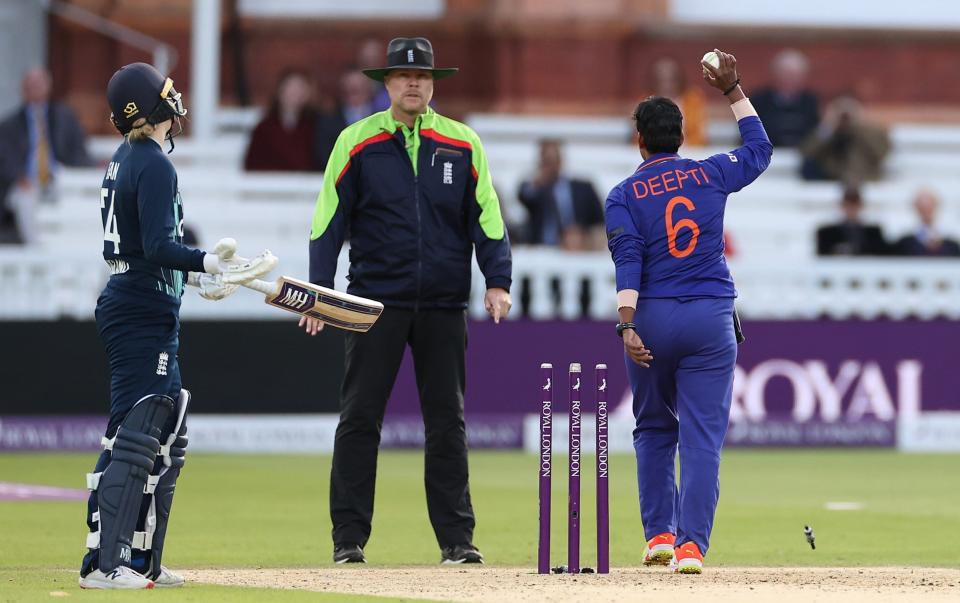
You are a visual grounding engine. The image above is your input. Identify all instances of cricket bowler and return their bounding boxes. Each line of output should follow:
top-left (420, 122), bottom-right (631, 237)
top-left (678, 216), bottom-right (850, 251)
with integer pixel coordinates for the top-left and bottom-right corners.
top-left (79, 63), bottom-right (275, 589)
top-left (605, 50), bottom-right (772, 573)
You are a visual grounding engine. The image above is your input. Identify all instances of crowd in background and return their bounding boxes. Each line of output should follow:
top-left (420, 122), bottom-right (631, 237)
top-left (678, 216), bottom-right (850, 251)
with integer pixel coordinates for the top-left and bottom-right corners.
top-left (817, 186), bottom-right (959, 257)
top-left (0, 43), bottom-right (955, 258)
top-left (0, 67), bottom-right (94, 244)
top-left (242, 39), bottom-right (389, 173)
top-left (233, 43), bottom-right (944, 258)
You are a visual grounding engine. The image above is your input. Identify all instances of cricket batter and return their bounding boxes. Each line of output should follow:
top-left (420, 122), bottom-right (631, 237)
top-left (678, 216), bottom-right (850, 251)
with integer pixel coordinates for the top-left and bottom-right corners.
top-left (605, 50), bottom-right (772, 573)
top-left (79, 63), bottom-right (275, 589)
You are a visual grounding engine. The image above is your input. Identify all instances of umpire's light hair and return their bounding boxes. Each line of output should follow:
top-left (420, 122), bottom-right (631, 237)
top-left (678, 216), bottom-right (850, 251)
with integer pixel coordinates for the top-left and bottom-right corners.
top-left (541, 363), bottom-right (553, 369)
top-left (596, 363), bottom-right (607, 370)
top-left (569, 363), bottom-right (582, 372)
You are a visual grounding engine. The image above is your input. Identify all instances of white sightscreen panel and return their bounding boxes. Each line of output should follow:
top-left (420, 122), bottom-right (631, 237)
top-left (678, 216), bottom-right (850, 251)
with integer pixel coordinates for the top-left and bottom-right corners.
top-left (671, 0), bottom-right (960, 30)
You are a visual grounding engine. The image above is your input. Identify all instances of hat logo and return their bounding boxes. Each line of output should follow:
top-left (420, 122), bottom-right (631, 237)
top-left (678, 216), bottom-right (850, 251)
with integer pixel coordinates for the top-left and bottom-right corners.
top-left (123, 102), bottom-right (138, 117)
top-left (361, 38), bottom-right (458, 82)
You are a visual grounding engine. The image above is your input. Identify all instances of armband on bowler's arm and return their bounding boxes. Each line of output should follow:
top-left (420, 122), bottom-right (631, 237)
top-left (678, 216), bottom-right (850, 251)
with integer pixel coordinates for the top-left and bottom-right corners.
top-left (730, 98), bottom-right (758, 120)
top-left (617, 289), bottom-right (639, 310)
top-left (616, 289), bottom-right (638, 337)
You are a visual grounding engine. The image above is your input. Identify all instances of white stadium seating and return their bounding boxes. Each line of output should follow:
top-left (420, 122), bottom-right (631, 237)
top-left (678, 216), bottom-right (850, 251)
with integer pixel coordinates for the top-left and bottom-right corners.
top-left (2, 113), bottom-right (958, 321)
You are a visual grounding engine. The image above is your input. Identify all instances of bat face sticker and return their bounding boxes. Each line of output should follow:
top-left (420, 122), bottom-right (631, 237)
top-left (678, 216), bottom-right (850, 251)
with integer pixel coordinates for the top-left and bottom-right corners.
top-left (273, 282), bottom-right (316, 311)
top-left (250, 275), bottom-right (383, 332)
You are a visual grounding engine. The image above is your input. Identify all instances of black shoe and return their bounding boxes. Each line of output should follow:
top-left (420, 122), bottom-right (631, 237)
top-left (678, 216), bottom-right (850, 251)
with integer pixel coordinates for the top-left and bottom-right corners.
top-left (441, 544), bottom-right (484, 564)
top-left (333, 543), bottom-right (366, 564)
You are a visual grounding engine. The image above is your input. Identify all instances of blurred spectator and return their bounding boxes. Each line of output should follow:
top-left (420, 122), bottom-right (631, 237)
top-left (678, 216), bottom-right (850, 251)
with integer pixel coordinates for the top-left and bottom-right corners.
top-left (243, 69), bottom-right (318, 172)
top-left (893, 189), bottom-right (960, 257)
top-left (314, 70), bottom-right (377, 171)
top-left (752, 49), bottom-right (820, 147)
top-left (182, 224), bottom-right (200, 248)
top-left (649, 57), bottom-right (707, 146)
top-left (816, 186), bottom-right (888, 256)
top-left (800, 96), bottom-right (890, 184)
top-left (0, 67), bottom-right (94, 244)
top-left (356, 38), bottom-right (391, 112)
top-left (517, 139), bottom-right (604, 250)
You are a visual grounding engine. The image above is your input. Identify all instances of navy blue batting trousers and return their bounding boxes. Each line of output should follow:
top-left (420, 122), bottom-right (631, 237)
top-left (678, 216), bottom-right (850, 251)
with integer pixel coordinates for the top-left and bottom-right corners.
top-left (81, 282), bottom-right (182, 575)
top-left (625, 297), bottom-right (737, 556)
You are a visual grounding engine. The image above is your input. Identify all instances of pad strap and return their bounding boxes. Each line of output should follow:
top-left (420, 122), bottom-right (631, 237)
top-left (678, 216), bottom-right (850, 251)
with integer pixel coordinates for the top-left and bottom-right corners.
top-left (144, 474), bottom-right (160, 494)
top-left (132, 530), bottom-right (154, 550)
top-left (85, 530), bottom-right (153, 550)
top-left (86, 465), bottom-right (155, 493)
top-left (86, 472), bottom-right (102, 491)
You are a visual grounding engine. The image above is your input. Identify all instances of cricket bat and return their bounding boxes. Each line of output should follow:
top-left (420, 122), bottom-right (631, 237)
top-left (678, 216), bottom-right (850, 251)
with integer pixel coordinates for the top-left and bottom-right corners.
top-left (241, 275), bottom-right (383, 332)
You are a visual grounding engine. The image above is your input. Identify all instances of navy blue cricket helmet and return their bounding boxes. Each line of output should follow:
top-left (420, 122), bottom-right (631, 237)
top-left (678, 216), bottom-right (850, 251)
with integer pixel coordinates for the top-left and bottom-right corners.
top-left (106, 62), bottom-right (186, 135)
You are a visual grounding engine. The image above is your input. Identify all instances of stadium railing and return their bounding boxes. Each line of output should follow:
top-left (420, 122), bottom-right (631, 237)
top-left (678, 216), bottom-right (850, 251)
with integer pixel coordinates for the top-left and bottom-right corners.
top-left (2, 245), bottom-right (957, 321)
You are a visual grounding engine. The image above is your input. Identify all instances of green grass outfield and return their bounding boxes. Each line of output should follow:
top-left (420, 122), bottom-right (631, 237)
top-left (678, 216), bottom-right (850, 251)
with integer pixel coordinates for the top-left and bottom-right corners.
top-left (2, 450), bottom-right (959, 601)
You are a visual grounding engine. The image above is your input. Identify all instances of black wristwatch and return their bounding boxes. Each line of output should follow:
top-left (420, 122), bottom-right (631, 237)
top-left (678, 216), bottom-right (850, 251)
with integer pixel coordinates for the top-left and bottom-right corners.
top-left (616, 322), bottom-right (637, 338)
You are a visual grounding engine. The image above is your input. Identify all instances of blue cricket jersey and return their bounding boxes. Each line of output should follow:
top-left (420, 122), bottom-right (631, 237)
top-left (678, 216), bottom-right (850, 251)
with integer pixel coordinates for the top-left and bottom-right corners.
top-left (99, 138), bottom-right (206, 299)
top-left (605, 115), bottom-right (772, 299)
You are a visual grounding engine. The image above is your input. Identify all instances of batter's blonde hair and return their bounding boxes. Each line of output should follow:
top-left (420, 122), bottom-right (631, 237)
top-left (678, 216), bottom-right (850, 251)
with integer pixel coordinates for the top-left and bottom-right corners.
top-left (126, 118), bottom-right (156, 141)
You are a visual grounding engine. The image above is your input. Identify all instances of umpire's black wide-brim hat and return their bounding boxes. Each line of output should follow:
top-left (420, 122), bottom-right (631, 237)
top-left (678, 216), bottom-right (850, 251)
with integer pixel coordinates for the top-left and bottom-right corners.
top-left (362, 37), bottom-right (458, 82)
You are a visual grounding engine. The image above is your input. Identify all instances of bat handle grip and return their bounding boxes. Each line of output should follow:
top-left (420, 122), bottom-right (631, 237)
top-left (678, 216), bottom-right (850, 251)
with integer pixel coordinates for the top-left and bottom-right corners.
top-left (243, 279), bottom-right (278, 297)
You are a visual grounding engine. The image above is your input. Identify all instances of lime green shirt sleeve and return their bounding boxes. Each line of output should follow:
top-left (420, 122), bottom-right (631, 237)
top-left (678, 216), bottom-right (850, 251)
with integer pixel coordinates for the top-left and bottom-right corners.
top-left (462, 126), bottom-right (511, 291)
top-left (309, 131), bottom-right (355, 286)
top-left (469, 133), bottom-right (505, 241)
top-left (311, 135), bottom-right (352, 241)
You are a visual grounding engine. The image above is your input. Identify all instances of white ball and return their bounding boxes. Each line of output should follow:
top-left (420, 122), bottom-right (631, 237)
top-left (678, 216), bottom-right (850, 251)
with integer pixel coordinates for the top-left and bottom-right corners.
top-left (702, 51), bottom-right (720, 71)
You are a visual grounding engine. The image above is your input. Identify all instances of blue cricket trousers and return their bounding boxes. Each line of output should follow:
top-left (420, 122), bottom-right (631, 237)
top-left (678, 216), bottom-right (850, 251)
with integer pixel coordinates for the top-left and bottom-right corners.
top-left (625, 297), bottom-right (737, 555)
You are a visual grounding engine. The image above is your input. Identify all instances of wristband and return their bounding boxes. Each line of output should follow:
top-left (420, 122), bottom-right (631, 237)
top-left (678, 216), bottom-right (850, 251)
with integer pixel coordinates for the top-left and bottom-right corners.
top-left (731, 98), bottom-right (758, 120)
top-left (202, 252), bottom-right (221, 274)
top-left (723, 78), bottom-right (741, 96)
top-left (617, 289), bottom-right (639, 309)
top-left (616, 322), bottom-right (637, 338)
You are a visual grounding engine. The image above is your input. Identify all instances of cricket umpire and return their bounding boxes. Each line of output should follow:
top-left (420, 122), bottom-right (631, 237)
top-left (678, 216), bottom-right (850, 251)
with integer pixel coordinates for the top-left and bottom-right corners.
top-left (302, 38), bottom-right (512, 564)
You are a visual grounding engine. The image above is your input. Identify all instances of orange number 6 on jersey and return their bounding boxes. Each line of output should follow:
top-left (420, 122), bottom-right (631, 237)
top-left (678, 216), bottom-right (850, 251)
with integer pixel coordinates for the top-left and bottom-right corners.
top-left (665, 195), bottom-right (700, 259)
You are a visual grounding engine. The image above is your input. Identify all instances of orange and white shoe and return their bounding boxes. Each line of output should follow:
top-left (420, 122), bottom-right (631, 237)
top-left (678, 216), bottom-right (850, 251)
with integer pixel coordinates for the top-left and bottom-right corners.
top-left (643, 532), bottom-right (676, 566)
top-left (674, 541), bottom-right (704, 574)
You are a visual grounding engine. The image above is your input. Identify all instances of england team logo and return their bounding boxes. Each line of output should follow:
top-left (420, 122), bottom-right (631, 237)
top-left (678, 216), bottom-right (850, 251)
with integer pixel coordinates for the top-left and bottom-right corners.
top-left (156, 352), bottom-right (169, 376)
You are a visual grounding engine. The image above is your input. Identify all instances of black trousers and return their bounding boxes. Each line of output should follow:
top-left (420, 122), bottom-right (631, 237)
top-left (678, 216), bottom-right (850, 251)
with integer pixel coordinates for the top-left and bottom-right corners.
top-left (329, 307), bottom-right (474, 549)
